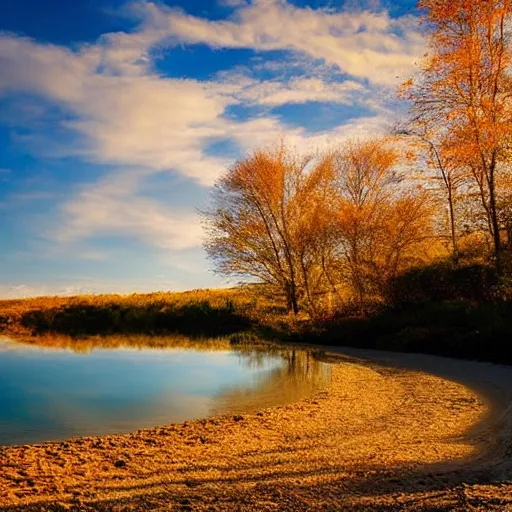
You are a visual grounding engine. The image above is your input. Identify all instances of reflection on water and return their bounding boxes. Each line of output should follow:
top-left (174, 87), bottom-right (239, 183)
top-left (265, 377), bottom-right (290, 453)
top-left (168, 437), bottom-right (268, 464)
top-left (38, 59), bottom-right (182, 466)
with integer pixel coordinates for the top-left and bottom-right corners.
top-left (214, 349), bottom-right (330, 415)
top-left (0, 337), bottom-right (331, 446)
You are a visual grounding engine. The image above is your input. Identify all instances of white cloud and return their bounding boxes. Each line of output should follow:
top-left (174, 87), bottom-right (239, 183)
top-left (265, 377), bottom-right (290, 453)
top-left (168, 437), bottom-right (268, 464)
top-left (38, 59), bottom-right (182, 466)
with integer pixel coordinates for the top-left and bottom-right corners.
top-left (219, 0), bottom-right (249, 6)
top-left (55, 170), bottom-right (204, 250)
top-left (0, 33), bottom-right (233, 186)
top-left (0, 35), bottom-right (93, 102)
top-left (0, 0), bottom-right (420, 260)
top-left (216, 75), bottom-right (366, 106)
top-left (141, 0), bottom-right (424, 86)
top-left (226, 111), bottom-right (391, 154)
top-left (66, 76), bottom-right (233, 184)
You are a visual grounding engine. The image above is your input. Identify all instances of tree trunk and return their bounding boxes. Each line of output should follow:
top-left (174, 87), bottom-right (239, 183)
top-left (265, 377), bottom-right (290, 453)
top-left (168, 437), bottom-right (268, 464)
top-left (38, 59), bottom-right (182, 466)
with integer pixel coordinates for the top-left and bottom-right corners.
top-left (488, 157), bottom-right (502, 272)
top-left (447, 186), bottom-right (459, 262)
top-left (285, 281), bottom-right (299, 315)
top-left (300, 257), bottom-right (316, 316)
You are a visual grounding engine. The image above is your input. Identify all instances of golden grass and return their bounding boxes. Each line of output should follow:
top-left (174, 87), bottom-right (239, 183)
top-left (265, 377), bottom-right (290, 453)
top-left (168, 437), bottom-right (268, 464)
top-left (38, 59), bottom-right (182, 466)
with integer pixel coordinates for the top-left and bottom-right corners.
top-left (0, 287), bottom-right (253, 316)
top-left (0, 286), bottom-right (310, 347)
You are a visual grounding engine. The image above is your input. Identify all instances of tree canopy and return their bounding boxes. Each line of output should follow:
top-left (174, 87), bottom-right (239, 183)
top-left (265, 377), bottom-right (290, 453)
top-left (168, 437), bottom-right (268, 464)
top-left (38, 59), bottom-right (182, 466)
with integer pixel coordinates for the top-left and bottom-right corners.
top-left (203, 0), bottom-right (512, 314)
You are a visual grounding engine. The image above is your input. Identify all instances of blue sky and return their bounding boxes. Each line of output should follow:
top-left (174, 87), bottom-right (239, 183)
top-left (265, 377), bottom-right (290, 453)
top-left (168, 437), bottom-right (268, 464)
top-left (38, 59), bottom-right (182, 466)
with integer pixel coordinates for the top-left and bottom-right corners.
top-left (0, 0), bottom-right (422, 298)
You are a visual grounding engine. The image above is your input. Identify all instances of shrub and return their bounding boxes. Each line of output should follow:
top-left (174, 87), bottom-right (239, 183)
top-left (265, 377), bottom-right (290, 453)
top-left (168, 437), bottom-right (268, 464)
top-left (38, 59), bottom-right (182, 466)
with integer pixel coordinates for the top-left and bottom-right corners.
top-left (386, 261), bottom-right (498, 307)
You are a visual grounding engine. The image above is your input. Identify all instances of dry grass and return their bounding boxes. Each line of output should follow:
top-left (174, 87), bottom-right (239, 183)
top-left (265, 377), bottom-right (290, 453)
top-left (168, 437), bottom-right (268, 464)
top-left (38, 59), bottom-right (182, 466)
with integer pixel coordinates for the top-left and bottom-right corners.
top-left (0, 288), bottom-right (250, 313)
top-left (0, 287), bottom-right (294, 339)
top-left (0, 288), bottom-right (250, 325)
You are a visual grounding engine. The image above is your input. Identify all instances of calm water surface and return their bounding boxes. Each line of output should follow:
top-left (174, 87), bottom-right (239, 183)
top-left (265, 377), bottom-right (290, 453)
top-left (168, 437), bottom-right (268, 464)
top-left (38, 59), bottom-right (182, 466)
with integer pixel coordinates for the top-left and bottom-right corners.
top-left (0, 337), bottom-right (331, 445)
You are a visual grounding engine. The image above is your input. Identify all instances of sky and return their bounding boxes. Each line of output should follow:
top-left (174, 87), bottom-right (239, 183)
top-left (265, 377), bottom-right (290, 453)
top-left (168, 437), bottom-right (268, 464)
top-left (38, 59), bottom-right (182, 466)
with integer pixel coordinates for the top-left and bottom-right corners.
top-left (0, 0), bottom-right (424, 298)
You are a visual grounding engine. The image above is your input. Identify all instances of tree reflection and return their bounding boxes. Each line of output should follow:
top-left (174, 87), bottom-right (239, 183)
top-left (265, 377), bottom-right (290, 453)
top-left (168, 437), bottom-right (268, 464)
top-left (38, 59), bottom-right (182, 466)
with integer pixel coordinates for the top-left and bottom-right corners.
top-left (4, 334), bottom-right (234, 354)
top-left (0, 336), bottom-right (331, 445)
top-left (211, 348), bottom-right (331, 415)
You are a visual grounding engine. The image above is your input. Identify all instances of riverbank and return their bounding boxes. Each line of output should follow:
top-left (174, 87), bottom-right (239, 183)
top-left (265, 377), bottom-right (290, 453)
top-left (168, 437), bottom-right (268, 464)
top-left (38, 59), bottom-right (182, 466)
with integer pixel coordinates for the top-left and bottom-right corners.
top-left (2, 289), bottom-right (512, 366)
top-left (1, 348), bottom-right (512, 511)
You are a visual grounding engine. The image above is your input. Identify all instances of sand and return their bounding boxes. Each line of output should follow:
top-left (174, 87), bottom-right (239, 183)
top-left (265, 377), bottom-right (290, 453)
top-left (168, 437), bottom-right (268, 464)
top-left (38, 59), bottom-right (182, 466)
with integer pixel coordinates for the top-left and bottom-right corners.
top-left (1, 347), bottom-right (512, 511)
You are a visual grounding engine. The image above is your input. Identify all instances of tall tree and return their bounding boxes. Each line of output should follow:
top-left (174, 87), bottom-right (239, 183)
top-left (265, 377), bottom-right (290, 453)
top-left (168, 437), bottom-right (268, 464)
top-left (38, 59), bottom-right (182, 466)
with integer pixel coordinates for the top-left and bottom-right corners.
top-left (202, 146), bottom-right (333, 314)
top-left (402, 0), bottom-right (512, 268)
top-left (333, 139), bottom-right (399, 307)
top-left (394, 122), bottom-right (466, 259)
top-left (330, 139), bottom-right (435, 309)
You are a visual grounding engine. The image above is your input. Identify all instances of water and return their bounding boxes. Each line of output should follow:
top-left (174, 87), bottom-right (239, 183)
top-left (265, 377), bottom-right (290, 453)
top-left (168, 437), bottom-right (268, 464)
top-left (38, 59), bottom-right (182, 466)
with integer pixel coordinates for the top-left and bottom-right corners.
top-left (0, 337), bottom-right (331, 446)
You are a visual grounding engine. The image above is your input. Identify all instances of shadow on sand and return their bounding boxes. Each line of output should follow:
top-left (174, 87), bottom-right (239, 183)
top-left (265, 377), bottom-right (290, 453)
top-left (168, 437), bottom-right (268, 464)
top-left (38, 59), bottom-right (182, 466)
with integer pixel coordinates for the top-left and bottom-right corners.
top-left (2, 350), bottom-right (512, 511)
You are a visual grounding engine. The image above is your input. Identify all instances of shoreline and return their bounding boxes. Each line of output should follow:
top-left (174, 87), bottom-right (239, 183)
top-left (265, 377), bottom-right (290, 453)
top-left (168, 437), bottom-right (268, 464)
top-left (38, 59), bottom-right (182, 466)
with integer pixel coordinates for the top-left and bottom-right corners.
top-left (1, 347), bottom-right (512, 510)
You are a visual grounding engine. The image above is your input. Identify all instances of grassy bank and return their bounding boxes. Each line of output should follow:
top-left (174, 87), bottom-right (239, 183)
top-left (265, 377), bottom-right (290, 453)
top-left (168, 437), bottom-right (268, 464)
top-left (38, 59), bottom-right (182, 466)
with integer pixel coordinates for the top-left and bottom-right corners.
top-left (1, 283), bottom-right (511, 365)
top-left (0, 288), bottom-right (280, 339)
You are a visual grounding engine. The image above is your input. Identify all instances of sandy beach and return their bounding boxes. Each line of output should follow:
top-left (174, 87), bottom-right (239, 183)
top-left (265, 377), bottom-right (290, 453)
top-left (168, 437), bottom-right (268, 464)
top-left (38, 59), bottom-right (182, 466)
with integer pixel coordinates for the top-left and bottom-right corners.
top-left (1, 347), bottom-right (512, 511)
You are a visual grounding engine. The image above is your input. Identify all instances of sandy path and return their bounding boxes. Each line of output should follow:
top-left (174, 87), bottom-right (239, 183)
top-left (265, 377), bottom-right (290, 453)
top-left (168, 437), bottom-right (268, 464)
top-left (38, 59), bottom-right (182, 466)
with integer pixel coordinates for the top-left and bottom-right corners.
top-left (1, 348), bottom-right (512, 511)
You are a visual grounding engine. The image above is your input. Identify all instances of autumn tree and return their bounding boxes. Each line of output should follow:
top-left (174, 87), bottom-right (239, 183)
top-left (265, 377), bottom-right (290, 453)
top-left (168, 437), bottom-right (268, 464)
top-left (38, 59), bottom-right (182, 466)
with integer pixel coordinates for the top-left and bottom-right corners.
top-left (202, 146), bottom-right (334, 314)
top-left (327, 139), bottom-right (436, 309)
top-left (394, 122), bottom-right (466, 258)
top-left (403, 0), bottom-right (512, 269)
top-left (284, 153), bottom-right (338, 314)
top-left (204, 140), bottom-right (436, 315)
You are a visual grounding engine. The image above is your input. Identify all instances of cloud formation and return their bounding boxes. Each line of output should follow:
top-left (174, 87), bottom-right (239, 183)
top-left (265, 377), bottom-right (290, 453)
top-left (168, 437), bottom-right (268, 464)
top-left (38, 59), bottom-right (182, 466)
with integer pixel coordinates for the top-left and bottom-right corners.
top-left (56, 170), bottom-right (203, 250)
top-left (0, 33), bottom-right (232, 186)
top-left (143, 0), bottom-right (424, 86)
top-left (0, 0), bottom-right (423, 289)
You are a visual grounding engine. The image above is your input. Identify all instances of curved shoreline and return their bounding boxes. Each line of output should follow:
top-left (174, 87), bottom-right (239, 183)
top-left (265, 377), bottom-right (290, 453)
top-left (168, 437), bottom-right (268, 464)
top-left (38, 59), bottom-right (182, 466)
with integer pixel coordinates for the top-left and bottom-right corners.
top-left (1, 348), bottom-right (512, 511)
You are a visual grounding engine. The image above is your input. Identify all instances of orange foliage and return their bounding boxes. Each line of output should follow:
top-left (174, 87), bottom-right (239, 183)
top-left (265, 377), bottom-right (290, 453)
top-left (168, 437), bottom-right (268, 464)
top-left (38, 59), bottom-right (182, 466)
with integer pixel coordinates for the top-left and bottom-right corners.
top-left (204, 140), bottom-right (437, 313)
top-left (405, 0), bottom-right (512, 264)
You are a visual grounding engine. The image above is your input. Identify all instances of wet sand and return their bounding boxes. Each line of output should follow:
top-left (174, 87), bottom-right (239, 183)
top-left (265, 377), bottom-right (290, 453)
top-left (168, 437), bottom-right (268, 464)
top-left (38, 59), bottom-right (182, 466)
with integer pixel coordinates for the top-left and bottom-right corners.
top-left (1, 348), bottom-right (512, 511)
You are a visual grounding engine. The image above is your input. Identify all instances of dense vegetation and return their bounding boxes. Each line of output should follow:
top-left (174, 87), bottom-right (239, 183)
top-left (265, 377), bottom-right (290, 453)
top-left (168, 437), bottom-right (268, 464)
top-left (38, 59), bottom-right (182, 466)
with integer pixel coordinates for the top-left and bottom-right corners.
top-left (0, 289), bottom-right (260, 339)
top-left (202, 0), bottom-right (512, 319)
top-left (1, 263), bottom-right (512, 364)
top-left (3, 1), bottom-right (512, 364)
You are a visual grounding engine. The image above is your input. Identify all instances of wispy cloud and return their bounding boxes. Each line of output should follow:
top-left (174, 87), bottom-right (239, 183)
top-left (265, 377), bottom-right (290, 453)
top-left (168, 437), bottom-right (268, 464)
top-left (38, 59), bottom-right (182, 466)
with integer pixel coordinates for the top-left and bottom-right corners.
top-left (215, 74), bottom-right (367, 106)
top-left (0, 32), bottom-right (233, 186)
top-left (0, 0), bottom-right (422, 269)
top-left (54, 169), bottom-right (204, 250)
top-left (141, 0), bottom-right (424, 86)
top-left (219, 0), bottom-right (249, 7)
